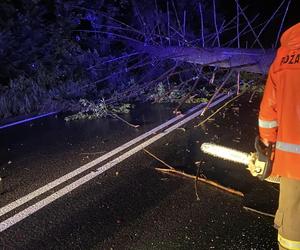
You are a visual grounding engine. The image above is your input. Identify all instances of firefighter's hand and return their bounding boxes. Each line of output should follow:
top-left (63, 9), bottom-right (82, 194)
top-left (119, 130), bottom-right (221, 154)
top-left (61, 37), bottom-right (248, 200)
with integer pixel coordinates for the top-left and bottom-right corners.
top-left (255, 136), bottom-right (269, 156)
top-left (261, 138), bottom-right (269, 147)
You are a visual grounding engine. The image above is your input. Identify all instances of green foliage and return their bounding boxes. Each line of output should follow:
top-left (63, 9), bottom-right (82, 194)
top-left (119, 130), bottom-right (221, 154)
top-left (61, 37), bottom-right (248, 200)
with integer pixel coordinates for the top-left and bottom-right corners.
top-left (0, 1), bottom-right (108, 118)
top-left (149, 82), bottom-right (181, 103)
top-left (185, 97), bottom-right (209, 104)
top-left (111, 103), bottom-right (132, 114)
top-left (149, 82), bottom-right (211, 104)
top-left (0, 66), bottom-right (97, 119)
top-left (64, 99), bottom-right (133, 122)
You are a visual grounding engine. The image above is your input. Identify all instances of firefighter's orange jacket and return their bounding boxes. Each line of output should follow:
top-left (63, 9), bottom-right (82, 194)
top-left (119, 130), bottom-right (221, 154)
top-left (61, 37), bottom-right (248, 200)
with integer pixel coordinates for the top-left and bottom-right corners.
top-left (259, 23), bottom-right (300, 180)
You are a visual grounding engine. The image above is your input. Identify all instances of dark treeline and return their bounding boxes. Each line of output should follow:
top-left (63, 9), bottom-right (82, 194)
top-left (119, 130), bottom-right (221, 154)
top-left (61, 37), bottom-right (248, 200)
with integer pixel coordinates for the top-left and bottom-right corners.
top-left (0, 0), bottom-right (216, 118)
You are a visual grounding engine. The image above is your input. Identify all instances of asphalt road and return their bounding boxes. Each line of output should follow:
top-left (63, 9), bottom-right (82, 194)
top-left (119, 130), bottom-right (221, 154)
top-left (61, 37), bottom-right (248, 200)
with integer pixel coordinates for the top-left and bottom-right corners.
top-left (0, 93), bottom-right (279, 249)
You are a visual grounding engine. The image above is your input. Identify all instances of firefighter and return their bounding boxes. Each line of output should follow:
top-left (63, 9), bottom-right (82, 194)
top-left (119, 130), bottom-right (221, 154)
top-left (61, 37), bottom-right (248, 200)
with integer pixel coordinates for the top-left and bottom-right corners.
top-left (258, 23), bottom-right (300, 250)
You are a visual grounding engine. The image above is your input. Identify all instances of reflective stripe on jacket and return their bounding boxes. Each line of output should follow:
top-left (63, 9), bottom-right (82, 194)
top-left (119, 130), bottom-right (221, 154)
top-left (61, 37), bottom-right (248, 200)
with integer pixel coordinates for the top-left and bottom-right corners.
top-left (259, 23), bottom-right (300, 180)
top-left (278, 234), bottom-right (300, 250)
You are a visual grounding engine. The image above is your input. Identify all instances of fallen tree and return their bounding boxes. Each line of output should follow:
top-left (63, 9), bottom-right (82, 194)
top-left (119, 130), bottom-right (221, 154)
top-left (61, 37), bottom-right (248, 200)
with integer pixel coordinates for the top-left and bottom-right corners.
top-left (0, 0), bottom-right (292, 119)
top-left (133, 44), bottom-right (275, 75)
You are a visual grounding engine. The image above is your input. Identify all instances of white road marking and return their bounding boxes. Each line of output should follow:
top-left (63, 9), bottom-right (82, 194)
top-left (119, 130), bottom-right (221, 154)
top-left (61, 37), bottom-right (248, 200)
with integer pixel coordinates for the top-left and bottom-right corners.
top-left (0, 100), bottom-right (208, 217)
top-left (0, 93), bottom-right (233, 232)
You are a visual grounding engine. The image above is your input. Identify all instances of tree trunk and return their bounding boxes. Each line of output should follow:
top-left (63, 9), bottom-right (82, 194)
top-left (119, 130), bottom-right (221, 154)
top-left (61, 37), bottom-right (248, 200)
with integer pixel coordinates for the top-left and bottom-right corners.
top-left (134, 44), bottom-right (275, 75)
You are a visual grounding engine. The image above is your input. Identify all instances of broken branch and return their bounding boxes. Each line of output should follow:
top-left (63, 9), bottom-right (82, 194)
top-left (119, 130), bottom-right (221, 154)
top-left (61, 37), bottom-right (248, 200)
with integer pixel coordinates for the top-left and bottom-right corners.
top-left (195, 90), bottom-right (246, 127)
top-left (156, 167), bottom-right (244, 197)
top-left (109, 113), bottom-right (140, 128)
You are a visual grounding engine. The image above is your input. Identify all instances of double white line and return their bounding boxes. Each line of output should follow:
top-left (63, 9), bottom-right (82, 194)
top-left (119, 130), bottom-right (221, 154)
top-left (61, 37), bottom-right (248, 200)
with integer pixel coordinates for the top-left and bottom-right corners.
top-left (0, 93), bottom-right (233, 232)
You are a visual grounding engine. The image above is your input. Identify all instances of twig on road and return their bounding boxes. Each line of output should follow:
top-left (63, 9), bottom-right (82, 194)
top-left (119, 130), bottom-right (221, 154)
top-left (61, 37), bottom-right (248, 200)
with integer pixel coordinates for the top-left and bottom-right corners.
top-left (200, 70), bottom-right (233, 116)
top-left (143, 149), bottom-right (175, 170)
top-left (173, 75), bottom-right (201, 114)
top-left (243, 206), bottom-right (275, 218)
top-left (110, 113), bottom-right (140, 128)
top-left (194, 161), bottom-right (203, 201)
top-left (195, 90), bottom-right (246, 128)
top-left (248, 90), bottom-right (257, 103)
top-left (155, 167), bottom-right (244, 197)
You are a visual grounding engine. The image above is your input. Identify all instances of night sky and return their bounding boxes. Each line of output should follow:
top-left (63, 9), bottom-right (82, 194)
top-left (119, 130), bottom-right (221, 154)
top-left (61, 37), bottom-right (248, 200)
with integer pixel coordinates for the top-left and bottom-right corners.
top-left (219, 0), bottom-right (300, 47)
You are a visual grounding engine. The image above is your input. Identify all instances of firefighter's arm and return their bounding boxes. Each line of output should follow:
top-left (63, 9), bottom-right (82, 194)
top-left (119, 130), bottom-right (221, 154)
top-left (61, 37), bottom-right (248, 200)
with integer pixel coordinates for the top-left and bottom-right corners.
top-left (258, 65), bottom-right (278, 144)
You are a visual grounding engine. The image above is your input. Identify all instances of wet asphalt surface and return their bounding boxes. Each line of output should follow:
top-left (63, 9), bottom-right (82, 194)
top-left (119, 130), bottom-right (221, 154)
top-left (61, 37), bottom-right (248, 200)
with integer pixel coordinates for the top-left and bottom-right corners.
top-left (0, 93), bottom-right (279, 249)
